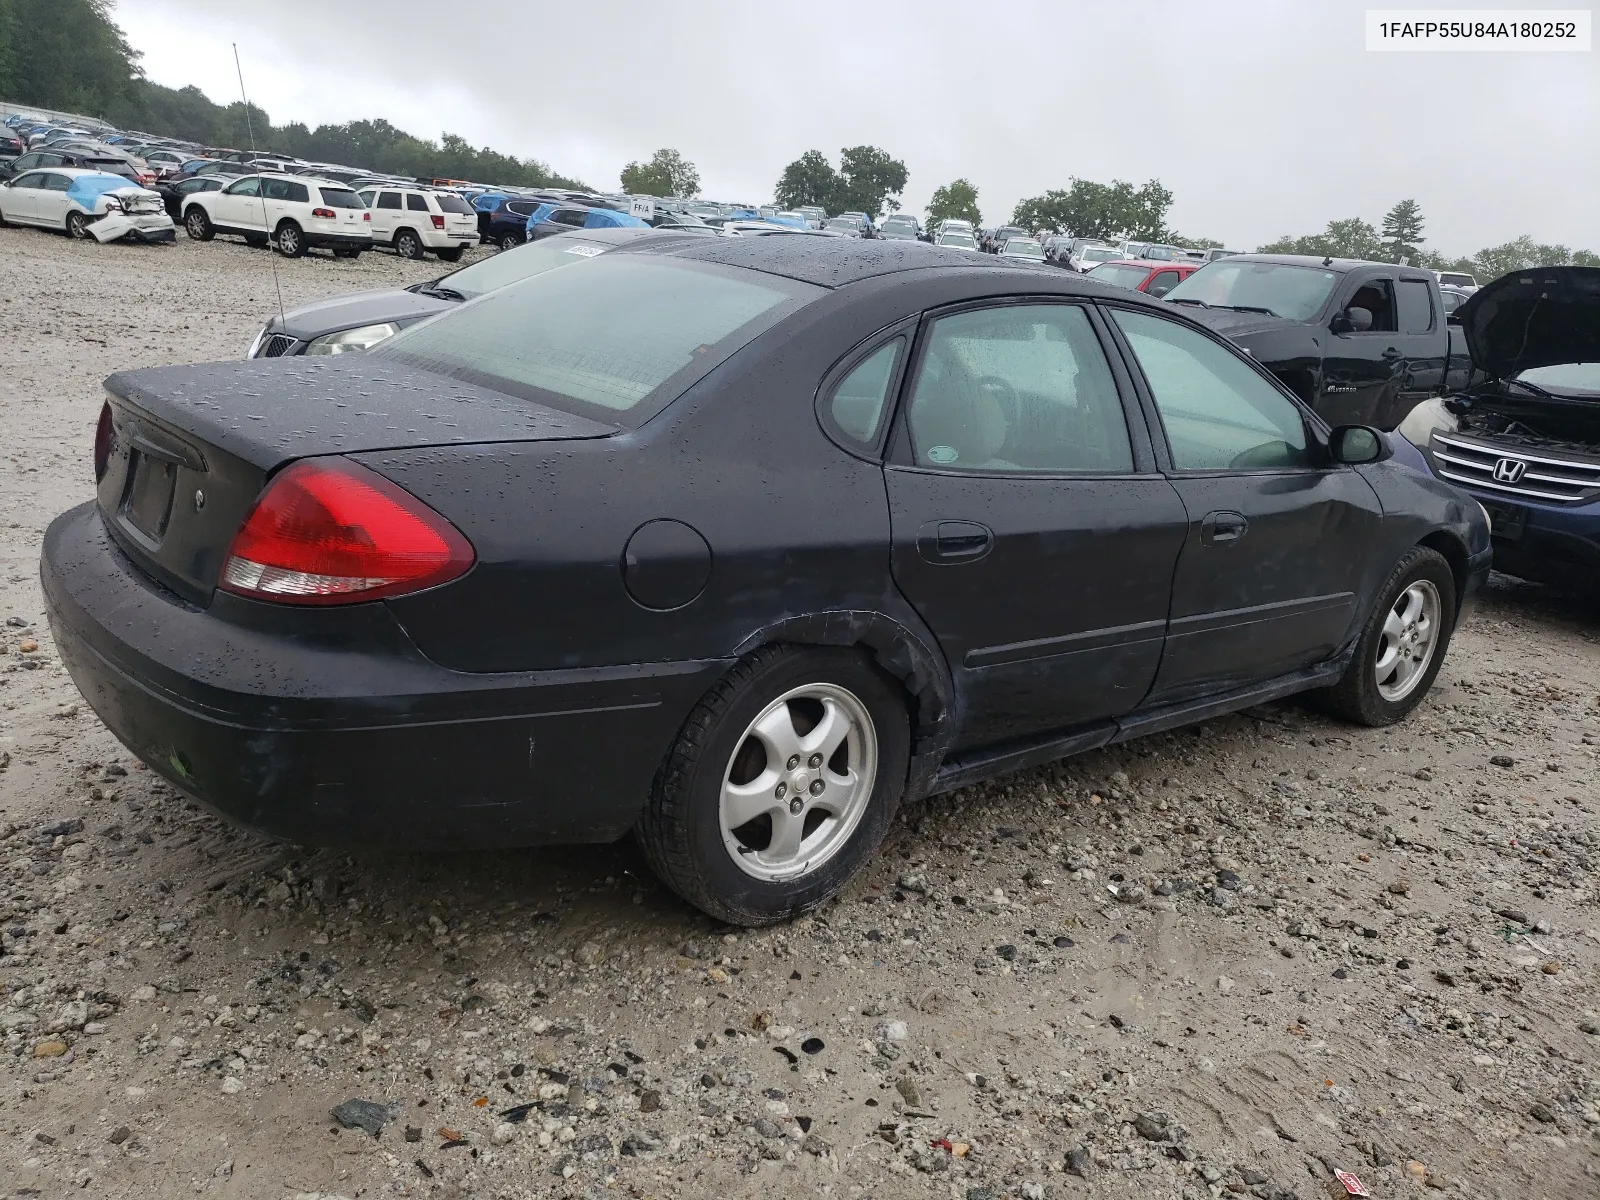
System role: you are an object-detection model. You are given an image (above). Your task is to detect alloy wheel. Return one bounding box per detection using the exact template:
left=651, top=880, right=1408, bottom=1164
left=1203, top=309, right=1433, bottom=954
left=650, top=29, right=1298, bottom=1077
left=1374, top=580, right=1441, bottom=702
left=719, top=683, right=878, bottom=882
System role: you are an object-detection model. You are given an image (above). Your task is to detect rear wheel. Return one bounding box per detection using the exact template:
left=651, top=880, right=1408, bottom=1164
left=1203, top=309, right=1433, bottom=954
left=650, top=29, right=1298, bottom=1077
left=394, top=228, right=424, bottom=259
left=497, top=230, right=523, bottom=252
left=66, top=211, right=91, bottom=239
left=636, top=645, right=910, bottom=926
left=274, top=220, right=305, bottom=258
left=1316, top=545, right=1456, bottom=726
left=183, top=207, right=214, bottom=241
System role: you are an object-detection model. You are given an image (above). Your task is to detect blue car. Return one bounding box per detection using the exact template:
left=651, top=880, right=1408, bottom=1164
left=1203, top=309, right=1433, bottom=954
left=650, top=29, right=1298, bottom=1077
left=526, top=203, right=648, bottom=242
left=1401, top=266, right=1600, bottom=586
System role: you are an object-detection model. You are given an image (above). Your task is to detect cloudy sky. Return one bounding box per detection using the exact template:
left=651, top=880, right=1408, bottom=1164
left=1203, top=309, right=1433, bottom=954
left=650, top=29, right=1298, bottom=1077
left=113, top=0, right=1595, bottom=254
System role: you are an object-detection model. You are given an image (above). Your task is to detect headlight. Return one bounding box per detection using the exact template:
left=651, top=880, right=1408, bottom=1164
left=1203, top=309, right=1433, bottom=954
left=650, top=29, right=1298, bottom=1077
left=1395, top=397, right=1459, bottom=449
left=303, top=323, right=401, bottom=356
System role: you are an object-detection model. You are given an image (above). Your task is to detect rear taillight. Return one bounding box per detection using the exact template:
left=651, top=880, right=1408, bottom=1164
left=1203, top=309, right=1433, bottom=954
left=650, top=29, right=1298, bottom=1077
left=93, top=402, right=113, bottom=483
left=219, top=459, right=473, bottom=605
left=311, top=207, right=335, bottom=219
left=362, top=212, right=370, bottom=221
left=430, top=214, right=445, bottom=229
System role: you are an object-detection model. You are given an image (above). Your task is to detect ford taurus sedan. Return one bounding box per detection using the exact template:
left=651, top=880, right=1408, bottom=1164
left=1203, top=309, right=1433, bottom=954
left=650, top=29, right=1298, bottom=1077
left=43, top=238, right=1489, bottom=925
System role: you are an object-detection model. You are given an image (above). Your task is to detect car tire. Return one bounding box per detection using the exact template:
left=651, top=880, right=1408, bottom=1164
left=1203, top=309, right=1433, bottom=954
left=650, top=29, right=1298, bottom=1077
left=183, top=207, right=214, bottom=241
left=636, top=645, right=910, bottom=926
left=497, top=231, right=523, bottom=252
left=437, top=247, right=464, bottom=263
left=394, top=228, right=424, bottom=260
left=274, top=220, right=305, bottom=258
left=66, top=211, right=90, bottom=239
left=1315, top=545, right=1457, bottom=727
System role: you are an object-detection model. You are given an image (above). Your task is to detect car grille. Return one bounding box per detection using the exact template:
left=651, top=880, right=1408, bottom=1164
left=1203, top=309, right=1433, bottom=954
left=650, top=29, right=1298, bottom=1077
left=256, top=333, right=299, bottom=359
left=1432, top=432, right=1600, bottom=504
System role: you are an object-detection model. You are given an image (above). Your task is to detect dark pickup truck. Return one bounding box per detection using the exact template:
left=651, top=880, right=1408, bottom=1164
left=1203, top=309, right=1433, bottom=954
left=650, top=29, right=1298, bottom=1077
left=1164, top=254, right=1472, bottom=430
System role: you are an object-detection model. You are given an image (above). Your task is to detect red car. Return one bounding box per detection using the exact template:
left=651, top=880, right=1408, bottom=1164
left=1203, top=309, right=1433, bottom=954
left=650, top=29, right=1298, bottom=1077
left=1084, top=259, right=1200, bottom=298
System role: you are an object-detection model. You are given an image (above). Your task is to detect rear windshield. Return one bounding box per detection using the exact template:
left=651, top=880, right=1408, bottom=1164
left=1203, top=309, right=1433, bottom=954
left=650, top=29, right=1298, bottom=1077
left=375, top=256, right=821, bottom=427
left=316, top=186, right=364, bottom=208
left=434, top=193, right=472, bottom=214
left=1088, top=264, right=1154, bottom=289
left=89, top=159, right=135, bottom=177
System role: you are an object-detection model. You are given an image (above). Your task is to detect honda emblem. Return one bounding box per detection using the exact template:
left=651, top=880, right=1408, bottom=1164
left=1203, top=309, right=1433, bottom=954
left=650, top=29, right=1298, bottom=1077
left=1492, top=457, right=1528, bottom=484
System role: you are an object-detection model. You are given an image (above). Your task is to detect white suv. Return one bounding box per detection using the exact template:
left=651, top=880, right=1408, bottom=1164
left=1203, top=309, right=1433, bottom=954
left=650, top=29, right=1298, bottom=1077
left=181, top=172, right=372, bottom=258
left=359, top=185, right=479, bottom=261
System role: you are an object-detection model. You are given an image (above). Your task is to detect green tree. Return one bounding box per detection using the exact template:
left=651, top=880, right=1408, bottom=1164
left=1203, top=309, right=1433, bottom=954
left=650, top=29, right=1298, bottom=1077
left=834, top=145, right=908, bottom=218
left=1011, top=178, right=1173, bottom=240
left=774, top=149, right=840, bottom=210
left=925, top=178, right=981, bottom=230
left=2, top=0, right=141, bottom=118
left=1381, top=199, right=1426, bottom=262
left=1257, top=217, right=1384, bottom=260
left=619, top=148, right=700, bottom=198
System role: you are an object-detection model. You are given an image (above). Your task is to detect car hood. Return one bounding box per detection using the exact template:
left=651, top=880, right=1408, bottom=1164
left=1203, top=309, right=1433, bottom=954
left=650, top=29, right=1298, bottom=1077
left=1454, top=265, right=1600, bottom=380
left=104, top=357, right=618, bottom=472
left=1176, top=306, right=1306, bottom=340
left=268, top=287, right=454, bottom=341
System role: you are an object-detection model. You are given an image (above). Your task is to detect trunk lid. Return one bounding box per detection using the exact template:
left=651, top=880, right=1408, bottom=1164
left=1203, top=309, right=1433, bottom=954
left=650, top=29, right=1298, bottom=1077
left=98, top=358, right=617, bottom=604
left=1455, top=265, right=1600, bottom=380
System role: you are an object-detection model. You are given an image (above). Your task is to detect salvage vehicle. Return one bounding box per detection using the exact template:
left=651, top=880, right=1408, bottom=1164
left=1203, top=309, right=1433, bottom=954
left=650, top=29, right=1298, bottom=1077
left=1399, top=266, right=1600, bottom=586
left=182, top=172, right=372, bottom=258
left=1086, top=259, right=1200, bottom=297
left=996, top=237, right=1048, bottom=263
left=0, top=168, right=174, bottom=242
left=244, top=227, right=673, bottom=358
left=43, top=239, right=1489, bottom=926
left=1165, top=254, right=1472, bottom=430
left=1068, top=244, right=1120, bottom=273
left=357, top=185, right=478, bottom=261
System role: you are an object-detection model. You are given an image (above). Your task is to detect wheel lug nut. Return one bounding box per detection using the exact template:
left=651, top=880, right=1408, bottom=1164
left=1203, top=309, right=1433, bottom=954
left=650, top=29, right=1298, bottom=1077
left=788, top=798, right=803, bottom=815
left=809, top=779, right=824, bottom=795
left=808, top=753, right=823, bottom=769
left=775, top=782, right=787, bottom=799
left=786, top=755, right=800, bottom=771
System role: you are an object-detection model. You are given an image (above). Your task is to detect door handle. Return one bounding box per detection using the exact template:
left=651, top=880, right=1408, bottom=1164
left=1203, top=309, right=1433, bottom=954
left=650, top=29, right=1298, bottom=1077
left=916, top=520, right=994, bottom=564
left=1200, top=511, right=1247, bottom=545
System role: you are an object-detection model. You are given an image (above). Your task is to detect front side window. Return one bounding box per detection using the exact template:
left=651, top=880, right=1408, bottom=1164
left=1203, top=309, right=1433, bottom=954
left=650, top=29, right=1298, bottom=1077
left=224, top=177, right=260, bottom=197
left=906, top=304, right=1133, bottom=474
left=375, top=257, right=819, bottom=428
left=1145, top=270, right=1182, bottom=297
left=1345, top=279, right=1397, bottom=332
left=827, top=338, right=903, bottom=447
left=1112, top=309, right=1310, bottom=472
left=10, top=171, right=45, bottom=188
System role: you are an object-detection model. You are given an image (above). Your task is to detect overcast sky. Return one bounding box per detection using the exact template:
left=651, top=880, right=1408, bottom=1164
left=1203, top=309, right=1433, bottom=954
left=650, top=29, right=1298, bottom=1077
left=114, top=0, right=1595, bottom=253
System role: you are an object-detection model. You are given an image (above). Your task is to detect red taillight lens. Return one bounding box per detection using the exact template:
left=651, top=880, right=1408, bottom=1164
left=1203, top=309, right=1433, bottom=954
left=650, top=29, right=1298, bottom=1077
left=312, top=207, right=335, bottom=219
left=430, top=214, right=445, bottom=229
left=219, top=459, right=473, bottom=605
left=93, top=402, right=113, bottom=483
left=362, top=212, right=371, bottom=221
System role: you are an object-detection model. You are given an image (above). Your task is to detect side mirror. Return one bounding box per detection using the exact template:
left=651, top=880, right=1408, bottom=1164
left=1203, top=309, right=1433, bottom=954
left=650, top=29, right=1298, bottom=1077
left=1328, top=424, right=1389, bottom=465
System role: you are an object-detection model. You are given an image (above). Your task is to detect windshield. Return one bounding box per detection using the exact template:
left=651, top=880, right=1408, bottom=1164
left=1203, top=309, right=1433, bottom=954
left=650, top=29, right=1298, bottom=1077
left=375, top=256, right=820, bottom=427
left=1141, top=245, right=1180, bottom=261
left=1002, top=240, right=1045, bottom=258
left=938, top=234, right=976, bottom=248
left=1164, top=261, right=1338, bottom=321
left=1440, top=273, right=1475, bottom=287
left=826, top=218, right=857, bottom=230
left=430, top=234, right=618, bottom=299
left=1081, top=248, right=1118, bottom=263
left=1088, top=264, right=1155, bottom=289
left=1517, top=362, right=1600, bottom=392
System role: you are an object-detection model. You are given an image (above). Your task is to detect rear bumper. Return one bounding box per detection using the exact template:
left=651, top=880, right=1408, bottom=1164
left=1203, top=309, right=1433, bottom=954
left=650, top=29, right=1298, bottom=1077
left=42, top=502, right=727, bottom=850
left=303, top=229, right=371, bottom=249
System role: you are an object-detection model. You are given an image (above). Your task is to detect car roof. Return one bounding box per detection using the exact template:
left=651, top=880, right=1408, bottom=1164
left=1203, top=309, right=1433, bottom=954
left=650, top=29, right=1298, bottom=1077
left=1219, top=253, right=1372, bottom=273
left=621, top=235, right=1162, bottom=292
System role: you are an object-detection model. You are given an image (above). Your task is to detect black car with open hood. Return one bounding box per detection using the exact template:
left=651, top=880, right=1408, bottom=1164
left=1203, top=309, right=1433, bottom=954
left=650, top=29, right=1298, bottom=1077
left=1399, top=265, right=1600, bottom=585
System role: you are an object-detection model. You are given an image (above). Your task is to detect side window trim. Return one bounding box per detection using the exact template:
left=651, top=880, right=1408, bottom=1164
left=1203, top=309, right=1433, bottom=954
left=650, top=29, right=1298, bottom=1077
left=885, top=297, right=1160, bottom=476
left=814, top=318, right=918, bottom=461
left=1097, top=299, right=1332, bottom=477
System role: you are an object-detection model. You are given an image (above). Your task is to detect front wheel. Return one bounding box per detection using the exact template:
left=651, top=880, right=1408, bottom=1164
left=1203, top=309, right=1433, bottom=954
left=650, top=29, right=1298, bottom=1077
left=1316, top=545, right=1457, bottom=726
left=636, top=646, right=910, bottom=926
left=184, top=207, right=214, bottom=241
left=274, top=220, right=305, bottom=258
left=66, top=211, right=91, bottom=239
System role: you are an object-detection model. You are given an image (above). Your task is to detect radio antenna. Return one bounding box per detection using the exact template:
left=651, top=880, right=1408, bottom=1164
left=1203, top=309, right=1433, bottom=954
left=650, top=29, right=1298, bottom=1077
left=233, top=43, right=286, bottom=328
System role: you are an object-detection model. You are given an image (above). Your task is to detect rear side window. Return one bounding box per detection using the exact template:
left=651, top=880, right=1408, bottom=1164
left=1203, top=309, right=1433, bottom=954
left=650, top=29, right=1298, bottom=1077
left=826, top=339, right=904, bottom=447
left=1397, top=280, right=1434, bottom=334
left=375, top=257, right=819, bottom=428
left=434, top=193, right=472, bottom=214
left=906, top=304, right=1133, bottom=474
left=406, top=193, right=429, bottom=212
left=1112, top=309, right=1309, bottom=472
left=506, top=200, right=536, bottom=217
left=317, top=187, right=363, bottom=209
left=376, top=191, right=401, bottom=209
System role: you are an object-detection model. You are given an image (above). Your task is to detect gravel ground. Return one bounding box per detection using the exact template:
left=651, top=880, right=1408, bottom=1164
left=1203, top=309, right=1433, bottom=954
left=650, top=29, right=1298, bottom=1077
left=1, top=225, right=1597, bottom=1200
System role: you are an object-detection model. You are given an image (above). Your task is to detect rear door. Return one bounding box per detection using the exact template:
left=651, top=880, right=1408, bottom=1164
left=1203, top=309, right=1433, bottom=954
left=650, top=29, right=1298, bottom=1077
left=885, top=300, right=1188, bottom=749
left=371, top=189, right=402, bottom=240
left=1107, top=306, right=1383, bottom=701
left=1390, top=275, right=1446, bottom=421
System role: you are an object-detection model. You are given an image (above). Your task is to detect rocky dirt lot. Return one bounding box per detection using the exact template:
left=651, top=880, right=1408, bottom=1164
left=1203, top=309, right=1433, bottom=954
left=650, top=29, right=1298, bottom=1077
left=0, top=226, right=1597, bottom=1200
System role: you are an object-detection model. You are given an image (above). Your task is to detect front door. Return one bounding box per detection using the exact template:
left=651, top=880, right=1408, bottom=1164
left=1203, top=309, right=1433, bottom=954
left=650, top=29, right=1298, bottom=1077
left=2, top=172, right=45, bottom=221
left=214, top=176, right=260, bottom=228
left=33, top=172, right=74, bottom=229
left=885, top=301, right=1188, bottom=749
left=1108, top=306, right=1384, bottom=701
